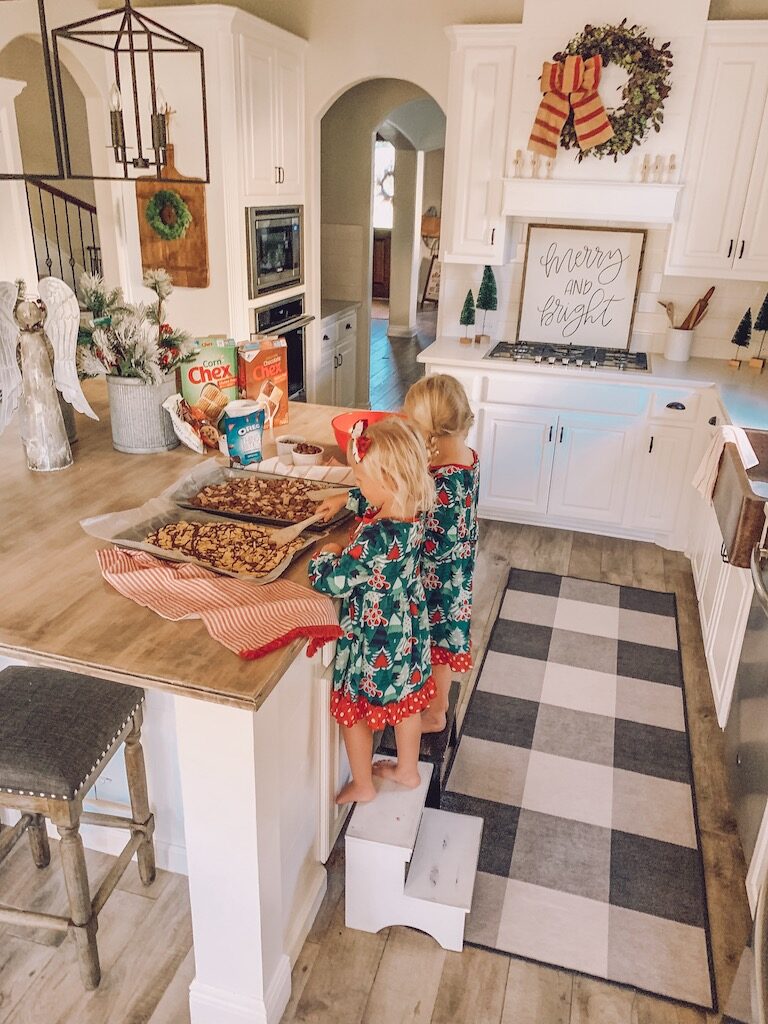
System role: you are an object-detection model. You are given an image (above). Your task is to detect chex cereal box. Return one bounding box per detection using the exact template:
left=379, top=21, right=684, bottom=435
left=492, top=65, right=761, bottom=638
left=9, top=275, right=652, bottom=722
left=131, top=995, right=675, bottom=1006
left=237, top=335, right=289, bottom=427
left=180, top=337, right=239, bottom=419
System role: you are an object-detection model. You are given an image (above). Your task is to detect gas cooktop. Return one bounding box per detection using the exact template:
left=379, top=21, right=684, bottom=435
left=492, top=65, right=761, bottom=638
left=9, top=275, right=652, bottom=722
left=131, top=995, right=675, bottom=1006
left=485, top=341, right=649, bottom=372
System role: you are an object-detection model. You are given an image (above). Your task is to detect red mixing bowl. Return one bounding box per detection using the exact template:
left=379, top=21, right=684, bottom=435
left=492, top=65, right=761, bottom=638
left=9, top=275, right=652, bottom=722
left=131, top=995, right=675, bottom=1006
left=331, top=410, right=399, bottom=454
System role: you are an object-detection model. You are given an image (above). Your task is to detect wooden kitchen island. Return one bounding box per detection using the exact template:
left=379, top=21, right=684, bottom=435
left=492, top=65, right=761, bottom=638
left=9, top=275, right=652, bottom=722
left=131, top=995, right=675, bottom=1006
left=0, top=383, right=353, bottom=1024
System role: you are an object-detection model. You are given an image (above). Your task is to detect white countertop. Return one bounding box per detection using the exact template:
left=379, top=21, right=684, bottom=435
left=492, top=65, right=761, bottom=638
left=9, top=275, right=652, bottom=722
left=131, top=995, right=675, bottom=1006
left=321, top=299, right=361, bottom=321
left=418, top=337, right=768, bottom=430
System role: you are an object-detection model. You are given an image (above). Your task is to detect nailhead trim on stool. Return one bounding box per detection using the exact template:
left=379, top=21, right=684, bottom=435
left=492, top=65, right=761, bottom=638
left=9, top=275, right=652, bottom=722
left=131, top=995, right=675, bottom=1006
left=0, top=666, right=145, bottom=801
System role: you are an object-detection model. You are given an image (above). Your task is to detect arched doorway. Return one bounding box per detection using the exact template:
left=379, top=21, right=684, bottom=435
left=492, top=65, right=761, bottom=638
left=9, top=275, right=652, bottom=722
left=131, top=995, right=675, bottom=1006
left=0, top=35, right=101, bottom=298
left=319, top=78, right=445, bottom=410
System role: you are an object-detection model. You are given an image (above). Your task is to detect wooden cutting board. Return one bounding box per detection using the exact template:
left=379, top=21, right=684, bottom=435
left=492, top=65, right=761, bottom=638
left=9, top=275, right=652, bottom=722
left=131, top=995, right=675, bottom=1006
left=135, top=145, right=209, bottom=288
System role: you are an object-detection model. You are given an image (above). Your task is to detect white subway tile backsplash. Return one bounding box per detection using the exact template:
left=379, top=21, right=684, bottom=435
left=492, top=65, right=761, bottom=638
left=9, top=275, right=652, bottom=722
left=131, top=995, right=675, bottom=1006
left=440, top=218, right=767, bottom=359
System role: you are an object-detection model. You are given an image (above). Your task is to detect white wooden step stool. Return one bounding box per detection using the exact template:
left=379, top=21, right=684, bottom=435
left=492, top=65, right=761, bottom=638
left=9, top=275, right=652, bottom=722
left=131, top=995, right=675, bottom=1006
left=345, top=756, right=483, bottom=952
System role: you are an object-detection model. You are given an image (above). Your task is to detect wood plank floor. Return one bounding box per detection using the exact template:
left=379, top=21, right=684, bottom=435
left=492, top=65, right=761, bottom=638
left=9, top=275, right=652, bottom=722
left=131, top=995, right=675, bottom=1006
left=368, top=305, right=436, bottom=411
left=0, top=525, right=751, bottom=1023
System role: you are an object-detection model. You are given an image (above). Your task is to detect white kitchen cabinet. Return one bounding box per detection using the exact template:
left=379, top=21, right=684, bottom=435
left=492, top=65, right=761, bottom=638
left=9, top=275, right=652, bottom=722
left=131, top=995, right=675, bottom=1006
left=317, top=307, right=359, bottom=407
left=547, top=413, right=635, bottom=526
left=479, top=406, right=556, bottom=514
left=239, top=35, right=304, bottom=200
left=629, top=425, right=694, bottom=535
left=334, top=334, right=357, bottom=407
left=667, top=25, right=768, bottom=280
left=688, top=493, right=753, bottom=726
left=707, top=558, right=753, bottom=726
left=480, top=407, right=634, bottom=526
left=442, top=27, right=519, bottom=265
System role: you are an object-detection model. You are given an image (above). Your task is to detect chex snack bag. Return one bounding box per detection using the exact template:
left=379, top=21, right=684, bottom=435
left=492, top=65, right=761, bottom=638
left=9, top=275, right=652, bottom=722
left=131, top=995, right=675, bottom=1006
left=180, top=337, right=239, bottom=421
left=238, top=335, right=289, bottom=427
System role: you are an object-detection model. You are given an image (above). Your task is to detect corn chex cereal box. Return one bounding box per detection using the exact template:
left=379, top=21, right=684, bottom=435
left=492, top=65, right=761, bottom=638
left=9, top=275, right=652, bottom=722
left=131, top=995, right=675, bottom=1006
left=237, top=335, right=289, bottom=427
left=179, top=337, right=239, bottom=420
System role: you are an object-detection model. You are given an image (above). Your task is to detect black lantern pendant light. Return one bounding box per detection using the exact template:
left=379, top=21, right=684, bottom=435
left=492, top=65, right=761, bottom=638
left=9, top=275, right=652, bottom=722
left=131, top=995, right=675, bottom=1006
left=51, top=0, right=210, bottom=183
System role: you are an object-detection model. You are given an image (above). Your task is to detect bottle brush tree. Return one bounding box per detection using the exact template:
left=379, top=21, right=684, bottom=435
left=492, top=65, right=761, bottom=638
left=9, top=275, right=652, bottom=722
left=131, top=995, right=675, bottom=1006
left=459, top=289, right=475, bottom=339
left=476, top=265, right=498, bottom=336
left=755, top=291, right=768, bottom=359
left=731, top=308, right=752, bottom=359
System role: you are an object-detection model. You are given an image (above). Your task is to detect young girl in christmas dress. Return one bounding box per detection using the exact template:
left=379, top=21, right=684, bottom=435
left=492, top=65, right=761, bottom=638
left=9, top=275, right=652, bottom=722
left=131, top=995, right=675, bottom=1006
left=309, top=418, right=436, bottom=805
left=404, top=374, right=480, bottom=733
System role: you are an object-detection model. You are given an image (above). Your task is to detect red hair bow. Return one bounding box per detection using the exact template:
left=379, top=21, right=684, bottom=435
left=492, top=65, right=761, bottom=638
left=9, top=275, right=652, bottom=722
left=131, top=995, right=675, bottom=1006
left=350, top=419, right=371, bottom=463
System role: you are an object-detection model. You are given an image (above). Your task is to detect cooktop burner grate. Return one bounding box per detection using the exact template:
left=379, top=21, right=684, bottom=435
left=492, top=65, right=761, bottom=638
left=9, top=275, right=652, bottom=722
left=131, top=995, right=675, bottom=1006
left=485, top=341, right=649, bottom=372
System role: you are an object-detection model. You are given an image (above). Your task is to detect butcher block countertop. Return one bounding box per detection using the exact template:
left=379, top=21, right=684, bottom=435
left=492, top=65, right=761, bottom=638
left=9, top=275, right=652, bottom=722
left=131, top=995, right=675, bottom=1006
left=0, top=383, right=351, bottom=711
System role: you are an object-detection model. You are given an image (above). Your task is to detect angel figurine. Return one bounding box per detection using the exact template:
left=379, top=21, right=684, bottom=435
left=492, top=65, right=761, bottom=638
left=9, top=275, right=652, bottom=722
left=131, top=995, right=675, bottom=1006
left=0, top=277, right=97, bottom=472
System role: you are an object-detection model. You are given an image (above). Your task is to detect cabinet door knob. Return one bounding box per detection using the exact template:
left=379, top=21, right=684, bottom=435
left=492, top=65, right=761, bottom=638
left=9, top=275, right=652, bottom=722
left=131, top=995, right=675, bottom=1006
left=323, top=334, right=330, bottom=341
left=346, top=323, right=352, bottom=330
left=666, top=401, right=686, bottom=410
left=739, top=239, right=745, bottom=259
left=708, top=415, right=717, bottom=426
left=727, top=239, right=734, bottom=258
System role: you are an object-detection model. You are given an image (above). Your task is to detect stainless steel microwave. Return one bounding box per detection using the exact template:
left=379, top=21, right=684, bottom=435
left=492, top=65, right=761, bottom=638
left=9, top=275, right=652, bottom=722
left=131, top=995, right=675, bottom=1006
left=245, top=206, right=303, bottom=298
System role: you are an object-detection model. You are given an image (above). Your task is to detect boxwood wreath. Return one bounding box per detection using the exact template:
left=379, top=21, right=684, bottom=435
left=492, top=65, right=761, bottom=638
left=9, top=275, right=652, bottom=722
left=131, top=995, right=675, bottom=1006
left=554, top=20, right=673, bottom=161
left=145, top=189, right=193, bottom=241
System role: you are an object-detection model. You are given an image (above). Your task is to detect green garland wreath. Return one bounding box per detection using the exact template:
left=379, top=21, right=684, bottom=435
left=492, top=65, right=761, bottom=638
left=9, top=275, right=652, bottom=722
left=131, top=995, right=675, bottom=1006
left=555, top=20, right=673, bottom=162
left=145, top=189, right=192, bottom=241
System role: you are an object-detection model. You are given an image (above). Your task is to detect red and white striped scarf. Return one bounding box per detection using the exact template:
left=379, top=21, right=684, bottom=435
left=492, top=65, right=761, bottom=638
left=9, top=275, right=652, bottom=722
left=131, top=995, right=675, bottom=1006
left=97, top=548, right=341, bottom=660
left=528, top=54, right=614, bottom=158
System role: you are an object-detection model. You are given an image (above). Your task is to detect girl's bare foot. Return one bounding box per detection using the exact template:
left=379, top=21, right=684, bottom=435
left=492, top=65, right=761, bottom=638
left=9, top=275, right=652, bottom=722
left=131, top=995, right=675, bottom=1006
left=335, top=779, right=376, bottom=805
left=372, top=759, right=421, bottom=788
left=421, top=708, right=447, bottom=734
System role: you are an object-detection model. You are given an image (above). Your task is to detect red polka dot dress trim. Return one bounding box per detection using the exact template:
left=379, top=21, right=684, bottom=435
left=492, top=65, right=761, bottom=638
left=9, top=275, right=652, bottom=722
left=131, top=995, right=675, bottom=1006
left=331, top=677, right=437, bottom=730
left=431, top=646, right=473, bottom=672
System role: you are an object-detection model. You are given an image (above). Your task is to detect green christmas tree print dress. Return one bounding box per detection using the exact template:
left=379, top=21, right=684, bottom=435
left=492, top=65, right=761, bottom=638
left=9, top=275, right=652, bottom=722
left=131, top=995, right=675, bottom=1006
left=423, top=452, right=480, bottom=671
left=308, top=491, right=435, bottom=730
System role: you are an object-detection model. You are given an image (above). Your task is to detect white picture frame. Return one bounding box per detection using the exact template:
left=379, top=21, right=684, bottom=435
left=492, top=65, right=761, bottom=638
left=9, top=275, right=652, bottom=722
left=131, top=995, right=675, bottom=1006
left=517, top=224, right=646, bottom=349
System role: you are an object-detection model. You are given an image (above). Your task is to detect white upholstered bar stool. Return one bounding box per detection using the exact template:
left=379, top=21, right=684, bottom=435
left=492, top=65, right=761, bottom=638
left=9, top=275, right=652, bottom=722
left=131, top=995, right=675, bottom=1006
left=0, top=665, right=156, bottom=989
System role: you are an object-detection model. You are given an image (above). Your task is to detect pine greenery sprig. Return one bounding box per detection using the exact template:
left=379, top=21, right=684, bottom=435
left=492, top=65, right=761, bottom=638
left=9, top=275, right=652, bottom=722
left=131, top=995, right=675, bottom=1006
left=77, top=269, right=194, bottom=384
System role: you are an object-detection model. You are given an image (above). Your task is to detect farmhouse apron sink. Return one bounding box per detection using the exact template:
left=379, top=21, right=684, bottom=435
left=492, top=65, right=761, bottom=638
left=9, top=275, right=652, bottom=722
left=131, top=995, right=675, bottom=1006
left=713, top=429, right=768, bottom=568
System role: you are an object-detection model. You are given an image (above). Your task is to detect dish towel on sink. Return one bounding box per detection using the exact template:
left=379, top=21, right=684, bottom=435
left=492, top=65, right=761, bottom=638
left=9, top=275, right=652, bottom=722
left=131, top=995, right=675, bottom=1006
left=97, top=548, right=342, bottom=659
left=691, top=425, right=759, bottom=503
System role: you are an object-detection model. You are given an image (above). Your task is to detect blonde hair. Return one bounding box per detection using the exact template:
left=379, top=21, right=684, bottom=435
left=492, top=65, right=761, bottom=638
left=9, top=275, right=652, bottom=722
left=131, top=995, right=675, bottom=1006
left=404, top=374, right=474, bottom=459
left=352, top=417, right=435, bottom=517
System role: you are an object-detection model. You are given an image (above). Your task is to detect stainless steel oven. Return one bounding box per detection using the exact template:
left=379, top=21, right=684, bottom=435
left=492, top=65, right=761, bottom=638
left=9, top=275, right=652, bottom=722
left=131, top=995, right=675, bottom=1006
left=251, top=294, right=313, bottom=402
left=245, top=206, right=303, bottom=298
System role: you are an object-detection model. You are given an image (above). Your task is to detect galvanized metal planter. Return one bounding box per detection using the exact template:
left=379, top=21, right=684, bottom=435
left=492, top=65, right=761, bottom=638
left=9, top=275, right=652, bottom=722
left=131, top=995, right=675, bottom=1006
left=106, top=374, right=178, bottom=454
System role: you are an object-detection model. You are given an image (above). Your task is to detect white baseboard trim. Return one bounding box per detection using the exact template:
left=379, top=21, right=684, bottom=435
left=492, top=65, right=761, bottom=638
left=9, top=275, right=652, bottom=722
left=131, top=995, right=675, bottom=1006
left=76, top=823, right=188, bottom=875
left=477, top=505, right=677, bottom=548
left=189, top=954, right=291, bottom=1024
left=387, top=324, right=418, bottom=339
left=284, top=863, right=327, bottom=965
left=747, top=807, right=768, bottom=916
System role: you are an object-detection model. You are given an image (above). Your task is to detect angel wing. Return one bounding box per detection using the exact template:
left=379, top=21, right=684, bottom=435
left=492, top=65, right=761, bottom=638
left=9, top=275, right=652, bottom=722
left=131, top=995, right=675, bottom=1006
left=39, top=277, right=98, bottom=420
left=0, top=281, right=22, bottom=435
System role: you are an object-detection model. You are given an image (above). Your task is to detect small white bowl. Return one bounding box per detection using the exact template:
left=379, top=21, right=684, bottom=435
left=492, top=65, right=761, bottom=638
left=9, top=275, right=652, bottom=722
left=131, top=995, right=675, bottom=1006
left=291, top=443, right=324, bottom=466
left=276, top=434, right=306, bottom=463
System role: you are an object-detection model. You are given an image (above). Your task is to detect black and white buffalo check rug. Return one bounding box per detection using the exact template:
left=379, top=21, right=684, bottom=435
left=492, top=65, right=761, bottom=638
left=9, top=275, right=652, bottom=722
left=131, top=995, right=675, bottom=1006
left=443, top=568, right=716, bottom=1010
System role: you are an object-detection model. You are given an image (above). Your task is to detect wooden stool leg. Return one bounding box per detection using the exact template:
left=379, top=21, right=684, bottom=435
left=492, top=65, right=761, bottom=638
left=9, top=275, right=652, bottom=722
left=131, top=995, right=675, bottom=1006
left=55, top=819, right=100, bottom=990
left=27, top=813, right=50, bottom=868
left=124, top=716, right=156, bottom=886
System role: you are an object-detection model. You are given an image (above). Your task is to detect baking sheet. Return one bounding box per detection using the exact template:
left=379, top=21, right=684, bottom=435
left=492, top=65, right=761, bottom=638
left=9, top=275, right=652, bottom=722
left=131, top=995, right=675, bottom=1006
left=81, top=498, right=324, bottom=583
left=162, top=460, right=351, bottom=529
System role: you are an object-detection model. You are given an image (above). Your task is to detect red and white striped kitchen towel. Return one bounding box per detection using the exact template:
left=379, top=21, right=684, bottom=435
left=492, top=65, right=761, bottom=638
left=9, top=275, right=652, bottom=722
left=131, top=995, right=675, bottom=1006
left=97, top=548, right=341, bottom=660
